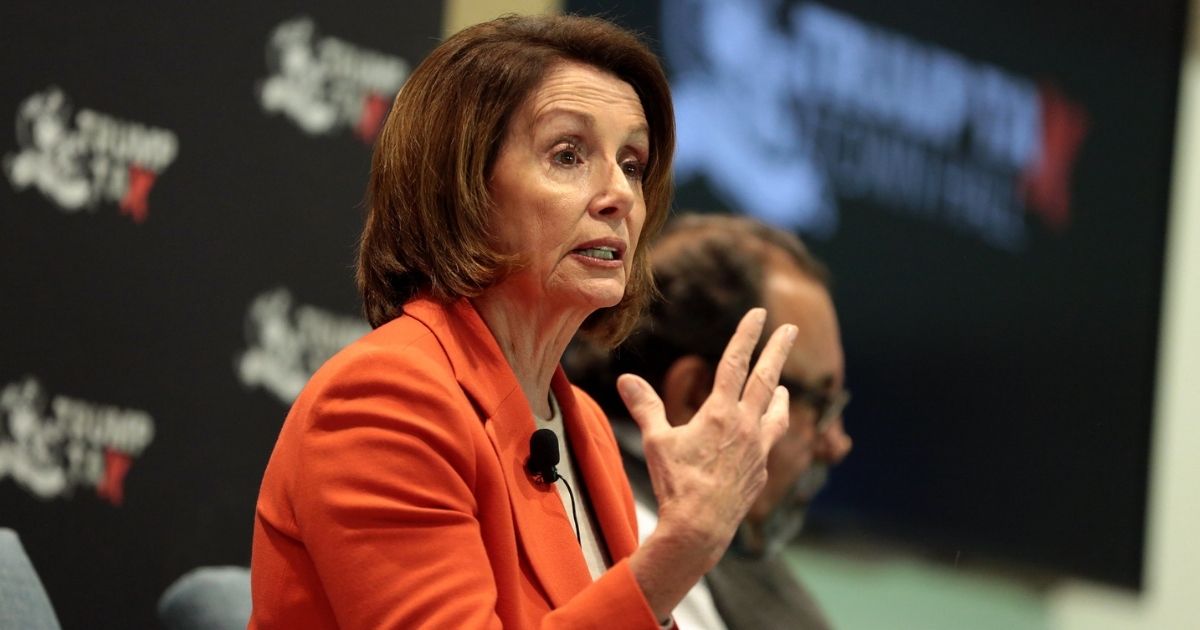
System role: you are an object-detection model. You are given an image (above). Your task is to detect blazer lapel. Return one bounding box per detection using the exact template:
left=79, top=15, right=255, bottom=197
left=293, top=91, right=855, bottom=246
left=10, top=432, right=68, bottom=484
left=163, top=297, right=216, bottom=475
left=403, top=297, right=593, bottom=608
left=484, top=393, right=594, bottom=607
left=553, top=370, right=640, bottom=562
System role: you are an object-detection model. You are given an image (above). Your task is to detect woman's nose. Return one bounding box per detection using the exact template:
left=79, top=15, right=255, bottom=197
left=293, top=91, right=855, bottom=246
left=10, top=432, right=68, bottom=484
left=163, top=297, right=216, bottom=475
left=588, top=160, right=636, bottom=221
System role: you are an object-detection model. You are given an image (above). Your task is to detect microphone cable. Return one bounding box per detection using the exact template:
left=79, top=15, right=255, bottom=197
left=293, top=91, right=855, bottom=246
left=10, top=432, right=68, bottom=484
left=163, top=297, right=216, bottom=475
left=528, top=427, right=582, bottom=544
left=557, top=475, right=581, bottom=545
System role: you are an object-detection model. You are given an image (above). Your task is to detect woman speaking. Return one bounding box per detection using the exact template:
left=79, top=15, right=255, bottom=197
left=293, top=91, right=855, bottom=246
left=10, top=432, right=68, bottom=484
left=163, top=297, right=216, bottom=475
left=249, top=14, right=797, bottom=629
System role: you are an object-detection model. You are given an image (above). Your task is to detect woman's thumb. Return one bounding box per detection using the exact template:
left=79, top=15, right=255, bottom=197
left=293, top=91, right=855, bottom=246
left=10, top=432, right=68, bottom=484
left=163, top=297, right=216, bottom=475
left=617, top=374, right=669, bottom=434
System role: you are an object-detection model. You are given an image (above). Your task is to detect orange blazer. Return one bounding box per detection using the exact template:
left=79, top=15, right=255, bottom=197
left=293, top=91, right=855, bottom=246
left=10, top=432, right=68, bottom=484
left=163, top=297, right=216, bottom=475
left=249, top=296, right=662, bottom=629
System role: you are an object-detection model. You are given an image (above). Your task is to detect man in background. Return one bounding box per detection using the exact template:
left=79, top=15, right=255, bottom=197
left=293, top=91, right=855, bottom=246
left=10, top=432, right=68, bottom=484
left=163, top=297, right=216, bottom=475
left=567, top=214, right=853, bottom=630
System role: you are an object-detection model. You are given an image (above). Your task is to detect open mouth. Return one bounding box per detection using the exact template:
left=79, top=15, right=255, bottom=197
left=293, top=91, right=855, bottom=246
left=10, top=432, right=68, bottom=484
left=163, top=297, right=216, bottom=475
left=573, top=246, right=619, bottom=261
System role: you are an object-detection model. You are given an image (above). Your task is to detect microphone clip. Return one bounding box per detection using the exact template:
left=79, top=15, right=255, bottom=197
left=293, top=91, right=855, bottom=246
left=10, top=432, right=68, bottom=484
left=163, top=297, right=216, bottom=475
left=527, top=428, right=561, bottom=485
left=525, top=427, right=582, bottom=544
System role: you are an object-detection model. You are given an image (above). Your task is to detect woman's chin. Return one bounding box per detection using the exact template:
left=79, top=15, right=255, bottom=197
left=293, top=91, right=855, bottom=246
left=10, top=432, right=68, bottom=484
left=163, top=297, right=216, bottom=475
left=569, top=281, right=626, bottom=312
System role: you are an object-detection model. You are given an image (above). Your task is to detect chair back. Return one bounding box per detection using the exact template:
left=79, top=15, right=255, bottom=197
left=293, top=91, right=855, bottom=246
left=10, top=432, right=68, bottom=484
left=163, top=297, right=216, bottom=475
left=0, top=528, right=62, bottom=630
left=158, top=566, right=252, bottom=630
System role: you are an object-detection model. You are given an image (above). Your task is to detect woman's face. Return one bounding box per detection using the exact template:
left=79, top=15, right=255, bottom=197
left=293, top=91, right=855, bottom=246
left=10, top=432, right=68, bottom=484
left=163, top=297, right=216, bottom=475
left=488, top=61, right=650, bottom=314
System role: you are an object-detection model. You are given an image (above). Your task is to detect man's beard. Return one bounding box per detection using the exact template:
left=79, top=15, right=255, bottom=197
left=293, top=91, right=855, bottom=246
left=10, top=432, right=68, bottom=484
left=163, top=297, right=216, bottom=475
left=730, top=464, right=829, bottom=559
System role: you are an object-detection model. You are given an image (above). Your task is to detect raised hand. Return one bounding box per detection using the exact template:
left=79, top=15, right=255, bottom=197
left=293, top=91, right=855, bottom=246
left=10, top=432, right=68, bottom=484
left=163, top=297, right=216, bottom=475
left=618, top=307, right=796, bottom=570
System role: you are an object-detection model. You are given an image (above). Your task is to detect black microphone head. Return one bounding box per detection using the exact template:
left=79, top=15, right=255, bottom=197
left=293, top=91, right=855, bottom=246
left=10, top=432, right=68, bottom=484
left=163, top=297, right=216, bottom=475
left=527, top=428, right=560, bottom=484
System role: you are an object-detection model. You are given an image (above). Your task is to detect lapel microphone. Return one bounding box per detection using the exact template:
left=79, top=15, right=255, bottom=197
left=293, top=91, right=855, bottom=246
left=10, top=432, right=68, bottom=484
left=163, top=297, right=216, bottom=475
left=527, top=428, right=561, bottom=484
left=527, top=427, right=581, bottom=543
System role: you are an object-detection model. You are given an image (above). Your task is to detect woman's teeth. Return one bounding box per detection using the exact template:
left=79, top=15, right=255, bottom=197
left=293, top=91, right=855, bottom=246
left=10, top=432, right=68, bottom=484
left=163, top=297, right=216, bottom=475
left=576, top=247, right=617, bottom=260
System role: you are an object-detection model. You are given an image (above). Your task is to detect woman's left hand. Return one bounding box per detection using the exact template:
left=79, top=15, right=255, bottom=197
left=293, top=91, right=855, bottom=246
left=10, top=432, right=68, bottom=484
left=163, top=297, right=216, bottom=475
left=618, top=308, right=796, bottom=618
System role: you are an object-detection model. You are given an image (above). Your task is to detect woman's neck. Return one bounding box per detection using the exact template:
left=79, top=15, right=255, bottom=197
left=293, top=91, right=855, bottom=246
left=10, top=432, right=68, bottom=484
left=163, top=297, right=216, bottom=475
left=470, top=291, right=589, bottom=419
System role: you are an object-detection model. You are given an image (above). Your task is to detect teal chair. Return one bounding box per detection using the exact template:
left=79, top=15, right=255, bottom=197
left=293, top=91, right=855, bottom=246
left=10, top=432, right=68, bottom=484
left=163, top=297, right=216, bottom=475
left=0, top=528, right=62, bottom=630
left=158, top=566, right=252, bottom=630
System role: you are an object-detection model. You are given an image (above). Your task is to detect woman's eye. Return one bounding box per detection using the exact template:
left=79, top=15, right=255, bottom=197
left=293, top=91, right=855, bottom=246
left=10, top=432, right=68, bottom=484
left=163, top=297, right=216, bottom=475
left=553, top=148, right=580, bottom=166
left=622, top=160, right=645, bottom=180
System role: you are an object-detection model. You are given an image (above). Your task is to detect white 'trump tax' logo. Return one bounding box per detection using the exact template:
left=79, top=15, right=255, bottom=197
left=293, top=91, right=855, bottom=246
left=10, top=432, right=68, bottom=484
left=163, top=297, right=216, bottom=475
left=664, top=0, right=1089, bottom=251
left=258, top=17, right=410, bottom=143
left=3, top=87, right=179, bottom=223
left=236, top=287, right=371, bottom=404
left=0, top=376, right=155, bottom=505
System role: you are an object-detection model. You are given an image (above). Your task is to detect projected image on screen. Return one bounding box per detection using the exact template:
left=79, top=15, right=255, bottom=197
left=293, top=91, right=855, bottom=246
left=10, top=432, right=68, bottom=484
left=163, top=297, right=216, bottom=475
left=570, top=0, right=1185, bottom=588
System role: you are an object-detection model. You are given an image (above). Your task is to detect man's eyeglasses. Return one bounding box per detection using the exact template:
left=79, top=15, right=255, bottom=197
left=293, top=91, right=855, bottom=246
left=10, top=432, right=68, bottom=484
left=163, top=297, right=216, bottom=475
left=777, top=377, right=850, bottom=431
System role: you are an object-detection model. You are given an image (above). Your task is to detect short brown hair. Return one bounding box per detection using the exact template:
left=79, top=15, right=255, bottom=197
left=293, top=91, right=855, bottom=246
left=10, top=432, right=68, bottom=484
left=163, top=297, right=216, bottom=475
left=357, top=14, right=675, bottom=346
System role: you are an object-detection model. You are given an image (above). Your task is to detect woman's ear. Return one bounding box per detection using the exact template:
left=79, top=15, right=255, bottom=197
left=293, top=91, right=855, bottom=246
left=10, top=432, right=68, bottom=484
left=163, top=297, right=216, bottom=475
left=660, top=355, right=716, bottom=427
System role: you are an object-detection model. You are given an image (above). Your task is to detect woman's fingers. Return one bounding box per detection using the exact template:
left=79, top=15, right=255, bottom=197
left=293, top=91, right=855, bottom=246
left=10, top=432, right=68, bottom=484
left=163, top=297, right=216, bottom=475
left=760, top=385, right=790, bottom=451
left=710, top=309, right=768, bottom=410
left=739, top=322, right=798, bottom=415
left=704, top=307, right=798, bottom=422
left=618, top=373, right=671, bottom=436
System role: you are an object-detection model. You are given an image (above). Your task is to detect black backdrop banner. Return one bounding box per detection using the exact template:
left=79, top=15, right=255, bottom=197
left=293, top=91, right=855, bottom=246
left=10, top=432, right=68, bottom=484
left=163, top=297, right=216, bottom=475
left=0, top=3, right=442, bottom=628
left=568, top=0, right=1186, bottom=589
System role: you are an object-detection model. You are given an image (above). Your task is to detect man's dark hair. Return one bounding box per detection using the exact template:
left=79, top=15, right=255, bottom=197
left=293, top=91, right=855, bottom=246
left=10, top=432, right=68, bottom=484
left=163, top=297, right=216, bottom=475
left=565, top=213, right=829, bottom=413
